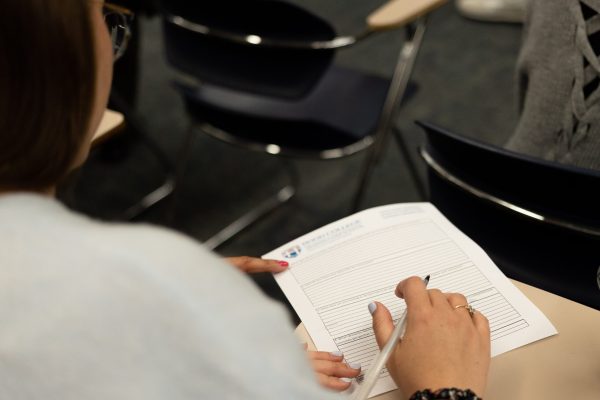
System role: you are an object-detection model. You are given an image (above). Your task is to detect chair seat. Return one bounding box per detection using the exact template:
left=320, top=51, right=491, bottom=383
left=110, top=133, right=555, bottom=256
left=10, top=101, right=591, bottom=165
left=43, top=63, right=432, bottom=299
left=176, top=65, right=416, bottom=157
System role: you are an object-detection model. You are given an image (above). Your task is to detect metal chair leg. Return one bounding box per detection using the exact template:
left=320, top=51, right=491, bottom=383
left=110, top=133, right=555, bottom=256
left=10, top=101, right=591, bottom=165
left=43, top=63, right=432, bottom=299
left=122, top=177, right=176, bottom=220
left=352, top=18, right=428, bottom=211
left=167, top=121, right=299, bottom=250
left=204, top=160, right=298, bottom=250
left=108, top=91, right=177, bottom=220
left=119, top=127, right=177, bottom=220
left=392, top=126, right=427, bottom=199
left=164, top=122, right=198, bottom=226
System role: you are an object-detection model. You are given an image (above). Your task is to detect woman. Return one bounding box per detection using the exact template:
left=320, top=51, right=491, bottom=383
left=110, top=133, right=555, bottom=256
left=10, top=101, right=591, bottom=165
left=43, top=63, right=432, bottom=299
left=0, top=1, right=490, bottom=399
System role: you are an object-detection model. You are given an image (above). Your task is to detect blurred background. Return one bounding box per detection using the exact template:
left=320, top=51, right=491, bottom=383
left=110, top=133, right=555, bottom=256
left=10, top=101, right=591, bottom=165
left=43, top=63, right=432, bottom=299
left=60, top=0, right=523, bottom=318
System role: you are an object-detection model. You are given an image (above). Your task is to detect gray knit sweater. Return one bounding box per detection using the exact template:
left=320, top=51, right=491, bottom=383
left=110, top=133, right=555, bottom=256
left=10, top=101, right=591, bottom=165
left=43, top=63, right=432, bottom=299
left=506, top=0, right=600, bottom=170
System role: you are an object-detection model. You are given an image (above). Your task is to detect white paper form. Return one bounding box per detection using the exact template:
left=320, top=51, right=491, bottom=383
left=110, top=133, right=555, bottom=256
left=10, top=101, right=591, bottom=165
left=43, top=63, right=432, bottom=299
left=264, top=203, right=557, bottom=398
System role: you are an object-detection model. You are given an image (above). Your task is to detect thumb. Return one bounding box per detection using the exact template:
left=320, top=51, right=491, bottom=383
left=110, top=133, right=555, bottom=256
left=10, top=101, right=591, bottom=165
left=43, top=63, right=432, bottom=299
left=369, top=301, right=395, bottom=350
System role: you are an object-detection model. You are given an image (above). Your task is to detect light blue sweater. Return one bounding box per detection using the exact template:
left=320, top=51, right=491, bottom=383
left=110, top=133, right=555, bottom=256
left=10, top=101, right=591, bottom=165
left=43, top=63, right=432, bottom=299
left=0, top=194, right=339, bottom=400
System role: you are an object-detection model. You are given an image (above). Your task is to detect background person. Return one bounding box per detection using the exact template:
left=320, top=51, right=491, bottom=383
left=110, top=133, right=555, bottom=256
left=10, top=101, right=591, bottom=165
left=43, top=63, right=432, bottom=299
left=506, top=0, right=600, bottom=170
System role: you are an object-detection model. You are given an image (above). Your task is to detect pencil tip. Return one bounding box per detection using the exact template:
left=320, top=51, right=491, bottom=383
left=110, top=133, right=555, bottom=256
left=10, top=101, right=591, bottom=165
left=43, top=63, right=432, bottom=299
left=424, top=275, right=430, bottom=284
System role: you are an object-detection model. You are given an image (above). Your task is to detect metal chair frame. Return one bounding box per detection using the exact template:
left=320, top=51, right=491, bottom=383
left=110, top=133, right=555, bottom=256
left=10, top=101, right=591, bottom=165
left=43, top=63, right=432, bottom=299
left=166, top=14, right=367, bottom=50
left=420, top=146, right=600, bottom=237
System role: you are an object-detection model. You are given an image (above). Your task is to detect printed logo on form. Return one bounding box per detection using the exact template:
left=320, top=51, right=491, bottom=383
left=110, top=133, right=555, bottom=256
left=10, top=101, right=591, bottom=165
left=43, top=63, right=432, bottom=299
left=282, top=245, right=303, bottom=259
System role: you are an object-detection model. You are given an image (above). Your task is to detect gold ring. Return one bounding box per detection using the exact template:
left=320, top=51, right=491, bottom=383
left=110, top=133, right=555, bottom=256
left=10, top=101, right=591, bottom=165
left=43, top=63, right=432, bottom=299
left=454, top=304, right=476, bottom=317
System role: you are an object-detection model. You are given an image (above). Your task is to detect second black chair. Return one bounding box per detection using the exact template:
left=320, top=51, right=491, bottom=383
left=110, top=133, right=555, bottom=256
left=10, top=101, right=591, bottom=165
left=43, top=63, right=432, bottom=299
left=159, top=0, right=445, bottom=249
left=418, top=121, right=600, bottom=310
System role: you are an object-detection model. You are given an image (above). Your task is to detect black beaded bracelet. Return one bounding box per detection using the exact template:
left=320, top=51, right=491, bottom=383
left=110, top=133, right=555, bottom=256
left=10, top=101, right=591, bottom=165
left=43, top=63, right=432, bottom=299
left=409, top=388, right=482, bottom=400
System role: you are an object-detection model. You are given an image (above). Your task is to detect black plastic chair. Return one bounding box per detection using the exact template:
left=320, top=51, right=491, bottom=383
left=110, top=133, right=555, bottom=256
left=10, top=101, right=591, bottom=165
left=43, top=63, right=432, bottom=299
left=417, top=121, right=600, bottom=310
left=159, top=0, right=446, bottom=249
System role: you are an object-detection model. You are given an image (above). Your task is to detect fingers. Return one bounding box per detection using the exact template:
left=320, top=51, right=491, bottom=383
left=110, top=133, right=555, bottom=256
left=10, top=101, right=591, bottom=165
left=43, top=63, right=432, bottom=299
left=310, top=359, right=361, bottom=378
left=316, top=373, right=353, bottom=391
left=225, top=256, right=289, bottom=274
left=253, top=258, right=288, bottom=273
left=395, top=276, right=431, bottom=313
left=308, top=350, right=344, bottom=362
left=472, top=311, right=491, bottom=343
left=428, top=289, right=452, bottom=310
left=445, top=293, right=487, bottom=327
left=445, top=292, right=471, bottom=318
left=445, top=292, right=468, bottom=308
left=309, top=351, right=361, bottom=392
left=444, top=294, right=490, bottom=346
left=369, top=301, right=395, bottom=349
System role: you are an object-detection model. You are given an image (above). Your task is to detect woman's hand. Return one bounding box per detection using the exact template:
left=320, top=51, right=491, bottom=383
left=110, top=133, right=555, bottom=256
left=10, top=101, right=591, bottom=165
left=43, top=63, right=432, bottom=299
left=225, top=256, right=288, bottom=274
left=307, top=350, right=361, bottom=392
left=370, top=276, right=491, bottom=397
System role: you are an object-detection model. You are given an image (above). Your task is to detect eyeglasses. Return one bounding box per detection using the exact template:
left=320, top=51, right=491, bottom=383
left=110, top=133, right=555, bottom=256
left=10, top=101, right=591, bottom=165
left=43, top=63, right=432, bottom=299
left=103, top=3, right=134, bottom=61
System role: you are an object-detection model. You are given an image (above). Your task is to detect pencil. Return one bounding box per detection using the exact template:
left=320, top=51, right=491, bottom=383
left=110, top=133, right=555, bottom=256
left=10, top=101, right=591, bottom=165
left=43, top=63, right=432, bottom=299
left=352, top=275, right=431, bottom=400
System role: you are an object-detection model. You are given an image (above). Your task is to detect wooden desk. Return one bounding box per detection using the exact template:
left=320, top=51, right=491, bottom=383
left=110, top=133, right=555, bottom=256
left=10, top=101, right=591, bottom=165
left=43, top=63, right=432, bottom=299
left=296, top=281, right=600, bottom=399
left=92, top=109, right=125, bottom=147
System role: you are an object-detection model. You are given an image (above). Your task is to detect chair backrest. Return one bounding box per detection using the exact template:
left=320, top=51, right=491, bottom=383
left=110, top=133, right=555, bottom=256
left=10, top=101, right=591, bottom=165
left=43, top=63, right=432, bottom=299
left=417, top=121, right=600, bottom=309
left=158, top=0, right=337, bottom=99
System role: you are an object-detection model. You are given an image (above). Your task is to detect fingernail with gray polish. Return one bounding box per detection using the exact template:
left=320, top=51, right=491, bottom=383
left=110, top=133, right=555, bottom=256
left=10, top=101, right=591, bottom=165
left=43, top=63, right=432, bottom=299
left=330, top=351, right=343, bottom=357
left=349, top=362, right=361, bottom=370
left=341, top=377, right=353, bottom=383
left=368, top=302, right=377, bottom=315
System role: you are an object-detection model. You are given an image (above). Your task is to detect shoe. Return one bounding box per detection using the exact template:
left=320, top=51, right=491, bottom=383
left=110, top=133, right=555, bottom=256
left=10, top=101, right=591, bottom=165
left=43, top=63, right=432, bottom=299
left=456, top=0, right=527, bottom=23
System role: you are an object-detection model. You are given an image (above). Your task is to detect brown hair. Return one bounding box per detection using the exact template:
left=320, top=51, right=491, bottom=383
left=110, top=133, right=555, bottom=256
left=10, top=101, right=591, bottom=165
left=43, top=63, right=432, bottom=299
left=0, top=0, right=96, bottom=191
